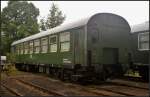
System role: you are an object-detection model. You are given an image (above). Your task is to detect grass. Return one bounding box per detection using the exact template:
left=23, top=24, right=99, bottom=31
left=1, top=64, right=22, bottom=80
left=2, top=64, right=21, bottom=76
left=6, top=65, right=17, bottom=75
left=124, top=69, right=141, bottom=77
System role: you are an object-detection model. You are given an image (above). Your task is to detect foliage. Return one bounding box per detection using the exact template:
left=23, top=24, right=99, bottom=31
left=4, top=64, right=18, bottom=76
left=39, top=17, right=46, bottom=31
left=45, top=3, right=66, bottom=29
left=1, top=1, right=40, bottom=55
left=6, top=53, right=16, bottom=63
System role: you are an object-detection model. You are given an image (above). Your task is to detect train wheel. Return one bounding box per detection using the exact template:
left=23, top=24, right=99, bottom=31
left=60, top=69, right=67, bottom=81
left=53, top=69, right=58, bottom=78
left=21, top=64, right=26, bottom=71
left=36, top=65, right=39, bottom=73
left=39, top=66, right=43, bottom=73
left=52, top=68, right=56, bottom=76
left=67, top=70, right=73, bottom=80
left=71, top=75, right=79, bottom=82
left=101, top=69, right=107, bottom=81
left=56, top=69, right=61, bottom=79
left=49, top=68, right=52, bottom=75
left=45, top=66, right=49, bottom=74
left=26, top=65, right=29, bottom=72
left=139, top=66, right=149, bottom=81
left=15, top=64, right=20, bottom=70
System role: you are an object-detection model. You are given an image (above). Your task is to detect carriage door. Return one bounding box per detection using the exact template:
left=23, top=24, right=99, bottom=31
left=74, top=28, right=84, bottom=65
left=91, top=28, right=99, bottom=64
left=103, top=48, right=119, bottom=64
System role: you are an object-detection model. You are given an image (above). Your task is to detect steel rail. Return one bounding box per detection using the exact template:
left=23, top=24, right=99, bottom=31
left=12, top=78, right=66, bottom=96
left=1, top=83, right=23, bottom=96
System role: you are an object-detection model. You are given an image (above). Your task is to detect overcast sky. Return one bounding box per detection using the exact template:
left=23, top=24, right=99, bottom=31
left=1, top=1, right=149, bottom=26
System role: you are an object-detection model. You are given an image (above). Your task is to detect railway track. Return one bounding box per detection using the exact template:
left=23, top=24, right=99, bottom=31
left=55, top=77, right=149, bottom=96
left=1, top=77, right=66, bottom=96
left=106, top=79, right=149, bottom=89
left=19, top=75, right=149, bottom=96
left=13, top=78, right=66, bottom=96
left=1, top=84, right=22, bottom=96
left=18, top=76, right=100, bottom=96
left=1, top=71, right=149, bottom=96
left=63, top=81, right=139, bottom=96
left=65, top=84, right=126, bottom=96
left=120, top=75, right=148, bottom=82
left=88, top=81, right=149, bottom=96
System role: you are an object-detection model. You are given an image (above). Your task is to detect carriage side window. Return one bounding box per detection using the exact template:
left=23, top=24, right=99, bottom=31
left=11, top=46, right=15, bottom=54
left=24, top=42, right=29, bottom=54
left=15, top=45, right=17, bottom=54
left=20, top=43, right=24, bottom=54
left=29, top=41, right=33, bottom=54
left=18, top=44, right=21, bottom=55
left=41, top=37, right=48, bottom=53
left=60, top=32, right=70, bottom=52
left=49, top=36, right=57, bottom=52
left=18, top=45, right=20, bottom=55
left=138, top=32, right=149, bottom=50
left=34, top=39, right=40, bottom=53
left=16, top=45, right=20, bottom=55
left=14, top=46, right=16, bottom=54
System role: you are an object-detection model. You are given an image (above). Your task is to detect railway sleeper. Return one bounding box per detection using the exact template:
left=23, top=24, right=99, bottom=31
left=15, top=63, right=125, bottom=83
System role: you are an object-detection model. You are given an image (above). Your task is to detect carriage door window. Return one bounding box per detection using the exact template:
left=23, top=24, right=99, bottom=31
left=34, top=39, right=40, bottom=53
left=49, top=36, right=57, bottom=52
left=60, top=32, right=70, bottom=52
left=29, top=41, right=33, bottom=54
left=41, top=37, right=48, bottom=53
left=138, top=32, right=149, bottom=50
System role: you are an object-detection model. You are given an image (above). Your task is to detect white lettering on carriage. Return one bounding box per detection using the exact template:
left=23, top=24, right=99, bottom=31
left=63, top=59, right=71, bottom=63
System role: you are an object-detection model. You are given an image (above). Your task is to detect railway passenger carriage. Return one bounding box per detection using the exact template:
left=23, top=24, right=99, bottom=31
left=11, top=13, right=131, bottom=81
left=130, top=21, right=149, bottom=81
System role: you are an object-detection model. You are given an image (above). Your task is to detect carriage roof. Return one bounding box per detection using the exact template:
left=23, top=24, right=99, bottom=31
left=11, top=13, right=125, bottom=46
left=11, top=16, right=90, bottom=46
left=131, top=21, right=149, bottom=33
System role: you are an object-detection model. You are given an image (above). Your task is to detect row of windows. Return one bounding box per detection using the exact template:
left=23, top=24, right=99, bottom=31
left=138, top=32, right=149, bottom=50
left=15, top=32, right=70, bottom=54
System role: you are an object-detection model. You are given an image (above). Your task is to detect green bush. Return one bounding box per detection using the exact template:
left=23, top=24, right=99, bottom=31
left=5, top=64, right=19, bottom=76
left=6, top=53, right=15, bottom=63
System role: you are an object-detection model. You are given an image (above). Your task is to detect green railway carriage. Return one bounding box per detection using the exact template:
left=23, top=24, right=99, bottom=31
left=130, top=21, right=149, bottom=81
left=11, top=13, right=131, bottom=81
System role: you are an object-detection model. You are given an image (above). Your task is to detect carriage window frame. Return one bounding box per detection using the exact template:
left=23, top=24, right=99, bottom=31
left=16, top=44, right=20, bottom=55
left=138, top=32, right=149, bottom=51
left=29, top=41, right=34, bottom=54
left=20, top=43, right=24, bottom=54
left=24, top=42, right=29, bottom=54
left=14, top=45, right=17, bottom=54
left=49, top=35, right=57, bottom=52
left=11, top=46, right=15, bottom=54
left=15, top=45, right=18, bottom=54
left=60, top=32, right=70, bottom=52
left=34, top=39, right=40, bottom=54
left=41, top=37, right=48, bottom=53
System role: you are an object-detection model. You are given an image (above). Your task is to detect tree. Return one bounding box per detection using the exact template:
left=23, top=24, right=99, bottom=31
left=1, top=1, right=40, bottom=55
left=46, top=3, right=66, bottom=29
left=39, top=17, right=46, bottom=31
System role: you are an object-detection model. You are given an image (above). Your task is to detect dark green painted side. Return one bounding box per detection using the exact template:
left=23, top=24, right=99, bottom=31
left=131, top=32, right=149, bottom=64
left=13, top=13, right=132, bottom=69
left=87, top=14, right=131, bottom=65
left=15, top=26, right=86, bottom=68
left=73, top=27, right=85, bottom=65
